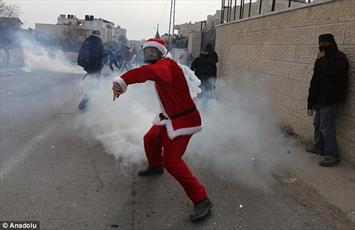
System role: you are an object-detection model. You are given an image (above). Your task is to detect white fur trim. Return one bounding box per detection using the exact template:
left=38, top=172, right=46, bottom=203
left=165, top=119, right=202, bottom=140
left=177, top=63, right=201, bottom=98
left=151, top=82, right=201, bottom=139
left=154, top=83, right=169, bottom=117
left=152, top=116, right=202, bottom=140
left=113, top=77, right=127, bottom=93
left=143, top=41, right=167, bottom=56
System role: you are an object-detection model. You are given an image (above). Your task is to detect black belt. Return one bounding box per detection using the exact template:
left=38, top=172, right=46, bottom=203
left=160, top=107, right=197, bottom=120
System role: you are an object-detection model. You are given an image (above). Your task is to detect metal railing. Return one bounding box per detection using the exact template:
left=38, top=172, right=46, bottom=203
left=221, top=0, right=313, bottom=23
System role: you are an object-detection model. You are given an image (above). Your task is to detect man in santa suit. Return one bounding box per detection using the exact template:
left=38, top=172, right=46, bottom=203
left=112, top=38, right=212, bottom=221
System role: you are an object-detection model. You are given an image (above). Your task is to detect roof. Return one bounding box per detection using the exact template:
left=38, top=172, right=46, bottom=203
left=99, top=18, right=114, bottom=25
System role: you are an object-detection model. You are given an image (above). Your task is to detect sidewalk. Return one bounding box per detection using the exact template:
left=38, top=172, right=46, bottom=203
left=278, top=141, right=355, bottom=222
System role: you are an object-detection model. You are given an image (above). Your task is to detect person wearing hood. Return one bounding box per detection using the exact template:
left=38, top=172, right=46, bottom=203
left=112, top=38, right=212, bottom=221
left=190, top=49, right=217, bottom=102
left=77, top=30, right=104, bottom=110
left=81, top=30, right=104, bottom=75
left=306, top=33, right=349, bottom=167
left=206, top=43, right=218, bottom=64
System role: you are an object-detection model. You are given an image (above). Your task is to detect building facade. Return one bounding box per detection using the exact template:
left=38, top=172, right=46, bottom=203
left=35, top=14, right=127, bottom=47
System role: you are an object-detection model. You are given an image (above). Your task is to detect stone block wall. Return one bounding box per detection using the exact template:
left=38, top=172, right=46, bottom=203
left=215, top=0, right=355, bottom=163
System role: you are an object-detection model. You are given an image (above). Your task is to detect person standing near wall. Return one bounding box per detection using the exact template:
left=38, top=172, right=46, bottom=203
left=205, top=43, right=218, bottom=65
left=206, top=43, right=218, bottom=99
left=306, top=33, right=349, bottom=167
left=190, top=49, right=217, bottom=104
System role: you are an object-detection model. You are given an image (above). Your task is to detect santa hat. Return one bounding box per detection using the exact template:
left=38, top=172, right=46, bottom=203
left=143, top=38, right=168, bottom=56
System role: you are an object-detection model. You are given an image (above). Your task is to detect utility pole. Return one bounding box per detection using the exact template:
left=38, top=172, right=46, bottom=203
left=155, top=24, right=160, bottom=38
left=171, top=0, right=177, bottom=50
left=168, top=0, right=176, bottom=51
left=172, top=0, right=176, bottom=37
left=168, top=0, right=173, bottom=36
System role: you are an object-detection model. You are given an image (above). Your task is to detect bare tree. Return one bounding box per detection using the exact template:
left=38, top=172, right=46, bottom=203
left=0, top=0, right=20, bottom=67
left=0, top=0, right=20, bottom=17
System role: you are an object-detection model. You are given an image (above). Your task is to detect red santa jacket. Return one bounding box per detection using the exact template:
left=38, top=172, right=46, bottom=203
left=113, top=58, right=202, bottom=140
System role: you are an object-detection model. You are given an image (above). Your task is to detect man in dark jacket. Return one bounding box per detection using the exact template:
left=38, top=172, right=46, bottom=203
left=190, top=50, right=217, bottom=102
left=306, top=33, right=349, bottom=167
left=78, top=30, right=104, bottom=110
left=82, top=30, right=104, bottom=75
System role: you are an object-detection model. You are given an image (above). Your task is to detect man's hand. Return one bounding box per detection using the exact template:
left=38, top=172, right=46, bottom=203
left=317, top=50, right=325, bottom=59
left=307, top=109, right=314, bottom=117
left=112, top=83, right=123, bottom=101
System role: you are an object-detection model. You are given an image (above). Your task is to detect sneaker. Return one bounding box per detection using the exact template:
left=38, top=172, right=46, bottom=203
left=319, top=156, right=340, bottom=167
left=137, top=166, right=164, bottom=176
left=305, top=146, right=325, bottom=156
left=189, top=197, right=212, bottom=221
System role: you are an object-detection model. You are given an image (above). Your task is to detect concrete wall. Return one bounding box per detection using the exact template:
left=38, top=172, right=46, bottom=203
left=35, top=24, right=66, bottom=39
left=175, top=22, right=202, bottom=38
left=215, top=0, right=355, bottom=163
left=188, top=31, right=202, bottom=58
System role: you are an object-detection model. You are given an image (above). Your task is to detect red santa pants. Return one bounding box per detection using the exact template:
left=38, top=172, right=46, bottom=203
left=143, top=125, right=207, bottom=204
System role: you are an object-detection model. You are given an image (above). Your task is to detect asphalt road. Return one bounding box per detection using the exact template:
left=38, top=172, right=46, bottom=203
left=0, top=70, right=354, bottom=230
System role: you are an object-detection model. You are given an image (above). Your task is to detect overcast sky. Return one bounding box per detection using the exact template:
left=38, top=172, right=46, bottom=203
left=8, top=0, right=221, bottom=40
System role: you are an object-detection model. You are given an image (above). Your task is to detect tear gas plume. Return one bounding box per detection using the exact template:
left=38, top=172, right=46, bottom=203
left=76, top=75, right=158, bottom=165
left=189, top=80, right=295, bottom=190
left=77, top=74, right=298, bottom=190
left=20, top=38, right=84, bottom=74
left=3, top=32, right=300, bottom=191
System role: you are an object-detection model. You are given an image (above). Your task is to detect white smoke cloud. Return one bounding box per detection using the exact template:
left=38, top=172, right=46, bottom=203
left=76, top=75, right=297, bottom=190
left=189, top=81, right=294, bottom=190
left=20, top=38, right=84, bottom=74
left=9, top=32, right=300, bottom=191
left=76, top=75, right=158, bottom=166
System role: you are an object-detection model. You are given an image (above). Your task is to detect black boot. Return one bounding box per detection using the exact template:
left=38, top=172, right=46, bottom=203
left=189, top=197, right=212, bottom=221
left=319, top=156, right=340, bottom=167
left=137, top=166, right=164, bottom=176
